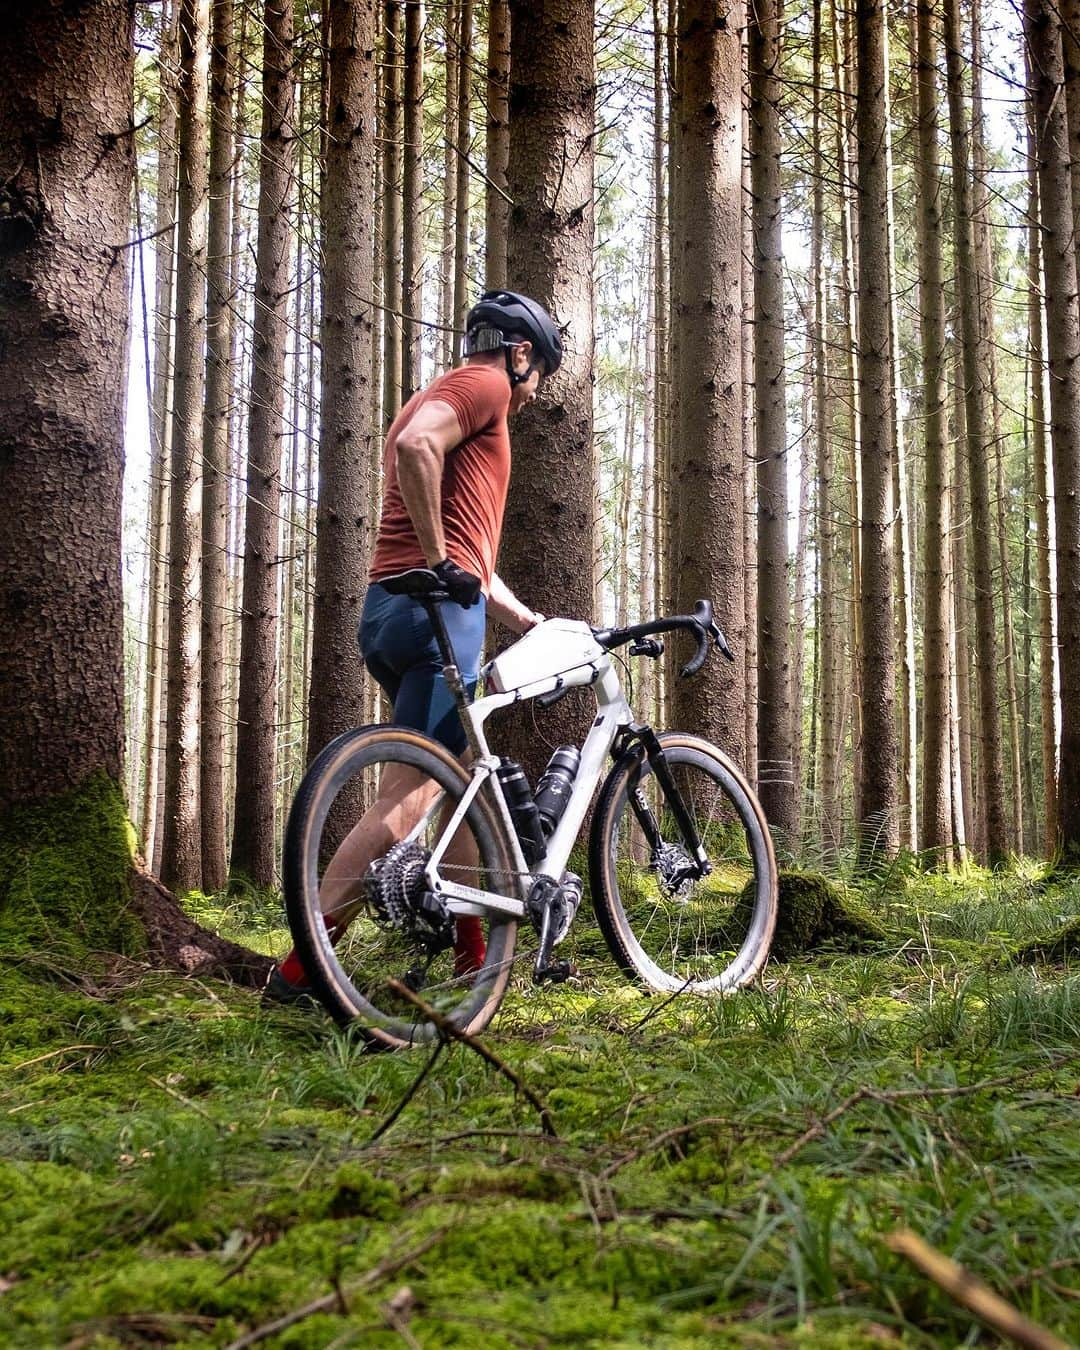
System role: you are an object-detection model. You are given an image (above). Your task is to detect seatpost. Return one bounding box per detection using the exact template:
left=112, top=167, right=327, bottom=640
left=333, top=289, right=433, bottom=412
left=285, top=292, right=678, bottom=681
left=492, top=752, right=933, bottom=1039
left=421, top=596, right=471, bottom=709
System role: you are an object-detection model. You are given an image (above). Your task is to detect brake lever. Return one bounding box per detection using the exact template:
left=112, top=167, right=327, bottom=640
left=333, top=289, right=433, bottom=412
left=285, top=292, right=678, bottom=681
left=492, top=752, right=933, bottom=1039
left=712, top=623, right=735, bottom=663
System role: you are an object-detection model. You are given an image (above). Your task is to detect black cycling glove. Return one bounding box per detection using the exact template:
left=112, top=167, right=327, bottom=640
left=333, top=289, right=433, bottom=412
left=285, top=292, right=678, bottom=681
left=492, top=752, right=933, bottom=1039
left=433, top=557, right=482, bottom=608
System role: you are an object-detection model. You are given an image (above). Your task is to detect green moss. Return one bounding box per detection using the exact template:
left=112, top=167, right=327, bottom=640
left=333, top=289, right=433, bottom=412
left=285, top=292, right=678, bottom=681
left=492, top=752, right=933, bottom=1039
left=736, top=871, right=886, bottom=961
left=0, top=771, right=143, bottom=965
left=1012, top=917, right=1080, bottom=966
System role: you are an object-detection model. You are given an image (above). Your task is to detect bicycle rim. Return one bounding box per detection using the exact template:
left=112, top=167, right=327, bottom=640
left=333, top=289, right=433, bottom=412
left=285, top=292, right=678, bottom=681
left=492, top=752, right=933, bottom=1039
left=283, top=726, right=521, bottom=1047
left=592, top=733, right=777, bottom=994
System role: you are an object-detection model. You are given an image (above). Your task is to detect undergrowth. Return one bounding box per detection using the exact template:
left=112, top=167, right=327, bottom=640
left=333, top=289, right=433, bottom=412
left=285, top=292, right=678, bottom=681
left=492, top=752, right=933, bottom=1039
left=2, top=865, right=1079, bottom=1346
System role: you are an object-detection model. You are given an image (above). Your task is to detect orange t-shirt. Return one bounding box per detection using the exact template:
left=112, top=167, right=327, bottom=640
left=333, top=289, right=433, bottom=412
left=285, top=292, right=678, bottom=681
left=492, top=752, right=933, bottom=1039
left=369, top=364, right=512, bottom=592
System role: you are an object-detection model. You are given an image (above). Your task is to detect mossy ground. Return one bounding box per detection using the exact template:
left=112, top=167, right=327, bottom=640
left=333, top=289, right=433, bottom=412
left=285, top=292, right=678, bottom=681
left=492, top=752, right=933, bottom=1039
left=3, top=866, right=1080, bottom=1346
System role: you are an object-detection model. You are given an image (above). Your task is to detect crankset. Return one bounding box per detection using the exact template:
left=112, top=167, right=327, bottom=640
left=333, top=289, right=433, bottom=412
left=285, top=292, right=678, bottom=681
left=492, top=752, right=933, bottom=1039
left=527, top=871, right=583, bottom=984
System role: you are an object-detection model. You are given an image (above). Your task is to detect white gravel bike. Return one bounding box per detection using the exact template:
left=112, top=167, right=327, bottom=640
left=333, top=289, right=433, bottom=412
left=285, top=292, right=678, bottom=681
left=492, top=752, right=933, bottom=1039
left=283, top=568, right=778, bottom=1049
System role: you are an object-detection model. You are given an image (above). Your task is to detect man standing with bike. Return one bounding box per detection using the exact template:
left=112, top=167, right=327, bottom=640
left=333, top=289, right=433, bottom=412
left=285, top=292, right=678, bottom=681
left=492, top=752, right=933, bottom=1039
left=266, top=291, right=563, bottom=1005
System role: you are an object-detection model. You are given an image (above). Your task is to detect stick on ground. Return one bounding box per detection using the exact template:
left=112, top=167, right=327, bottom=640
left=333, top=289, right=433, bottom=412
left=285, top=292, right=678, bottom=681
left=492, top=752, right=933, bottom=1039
left=886, top=1229, right=1069, bottom=1350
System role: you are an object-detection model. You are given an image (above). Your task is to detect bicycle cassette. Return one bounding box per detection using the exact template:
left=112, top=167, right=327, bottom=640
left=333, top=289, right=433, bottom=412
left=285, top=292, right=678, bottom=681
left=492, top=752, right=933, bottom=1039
left=365, top=841, right=453, bottom=943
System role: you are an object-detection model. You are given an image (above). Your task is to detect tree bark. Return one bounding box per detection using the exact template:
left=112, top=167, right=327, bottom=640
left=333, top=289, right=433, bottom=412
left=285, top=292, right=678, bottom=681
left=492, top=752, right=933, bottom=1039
left=401, top=0, right=424, bottom=397
left=854, top=0, right=899, bottom=863
left=944, top=0, right=1007, bottom=864
left=307, top=0, right=377, bottom=848
left=915, top=0, right=953, bottom=862
left=452, top=0, right=473, bottom=362
left=500, top=0, right=596, bottom=781
left=161, top=0, right=210, bottom=893
left=1026, top=0, right=1080, bottom=860
left=230, top=0, right=295, bottom=886
left=1025, top=99, right=1059, bottom=856
left=749, top=0, right=795, bottom=842
left=668, top=0, right=746, bottom=760
left=200, top=0, right=236, bottom=893
left=485, top=0, right=510, bottom=289
left=381, top=0, right=403, bottom=421
left=0, top=0, right=265, bottom=985
left=142, top=5, right=180, bottom=872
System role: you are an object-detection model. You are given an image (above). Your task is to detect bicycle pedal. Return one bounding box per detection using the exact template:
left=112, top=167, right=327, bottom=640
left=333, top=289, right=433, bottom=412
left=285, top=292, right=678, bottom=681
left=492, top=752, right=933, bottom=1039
left=533, top=958, right=571, bottom=986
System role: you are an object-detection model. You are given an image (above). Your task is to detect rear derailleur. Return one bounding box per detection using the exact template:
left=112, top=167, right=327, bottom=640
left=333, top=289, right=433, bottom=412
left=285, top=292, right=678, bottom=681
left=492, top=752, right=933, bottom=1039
left=527, top=871, right=583, bottom=985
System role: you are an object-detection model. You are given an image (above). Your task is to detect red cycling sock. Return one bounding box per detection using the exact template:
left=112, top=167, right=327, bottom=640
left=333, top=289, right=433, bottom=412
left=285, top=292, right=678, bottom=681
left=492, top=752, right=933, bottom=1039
left=276, top=914, right=338, bottom=988
left=454, top=917, right=486, bottom=977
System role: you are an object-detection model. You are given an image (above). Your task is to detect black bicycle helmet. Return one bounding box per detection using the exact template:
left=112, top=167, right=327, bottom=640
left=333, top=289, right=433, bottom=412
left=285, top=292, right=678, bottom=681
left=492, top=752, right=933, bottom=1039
left=463, top=289, right=563, bottom=381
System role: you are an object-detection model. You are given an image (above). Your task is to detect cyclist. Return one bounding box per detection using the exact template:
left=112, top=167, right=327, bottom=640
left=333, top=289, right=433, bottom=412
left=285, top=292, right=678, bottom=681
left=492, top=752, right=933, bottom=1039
left=265, top=290, right=564, bottom=1005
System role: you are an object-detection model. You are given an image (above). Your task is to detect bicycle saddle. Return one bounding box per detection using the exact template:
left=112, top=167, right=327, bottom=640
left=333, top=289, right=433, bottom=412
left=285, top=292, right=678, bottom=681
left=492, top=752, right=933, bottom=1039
left=378, top=568, right=446, bottom=599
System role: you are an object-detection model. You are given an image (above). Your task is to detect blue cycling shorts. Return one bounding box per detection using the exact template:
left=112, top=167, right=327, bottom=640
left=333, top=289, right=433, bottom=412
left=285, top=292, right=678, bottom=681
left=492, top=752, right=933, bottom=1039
left=358, top=582, right=486, bottom=755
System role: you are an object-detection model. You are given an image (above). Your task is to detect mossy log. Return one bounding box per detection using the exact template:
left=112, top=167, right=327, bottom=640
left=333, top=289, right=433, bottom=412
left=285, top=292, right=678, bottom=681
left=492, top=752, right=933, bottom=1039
left=0, top=773, right=269, bottom=986
left=1011, top=918, right=1080, bottom=966
left=740, top=870, right=885, bottom=962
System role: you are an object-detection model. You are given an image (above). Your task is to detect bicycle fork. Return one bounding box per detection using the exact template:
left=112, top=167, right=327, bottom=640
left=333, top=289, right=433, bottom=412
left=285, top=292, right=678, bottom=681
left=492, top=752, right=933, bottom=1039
left=621, top=725, right=712, bottom=884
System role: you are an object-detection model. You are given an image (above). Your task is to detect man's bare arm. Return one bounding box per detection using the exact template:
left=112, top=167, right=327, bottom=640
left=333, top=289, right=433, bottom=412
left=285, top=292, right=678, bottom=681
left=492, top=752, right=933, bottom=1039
left=488, top=572, right=542, bottom=634
left=394, top=399, right=464, bottom=566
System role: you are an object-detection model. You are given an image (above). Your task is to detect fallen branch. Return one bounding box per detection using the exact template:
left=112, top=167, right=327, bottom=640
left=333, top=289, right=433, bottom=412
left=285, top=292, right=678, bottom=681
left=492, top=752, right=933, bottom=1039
left=224, top=1226, right=448, bottom=1350
left=601, top=1116, right=736, bottom=1180
left=771, top=1065, right=1068, bottom=1172
left=367, top=1041, right=445, bottom=1145
left=386, top=979, right=557, bottom=1137
left=9, top=1044, right=102, bottom=1074
left=886, top=1229, right=1070, bottom=1350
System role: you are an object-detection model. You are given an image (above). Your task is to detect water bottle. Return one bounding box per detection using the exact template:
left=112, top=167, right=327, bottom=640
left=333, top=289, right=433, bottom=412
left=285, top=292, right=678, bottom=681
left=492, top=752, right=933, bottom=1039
left=496, top=758, right=546, bottom=864
left=533, top=745, right=581, bottom=838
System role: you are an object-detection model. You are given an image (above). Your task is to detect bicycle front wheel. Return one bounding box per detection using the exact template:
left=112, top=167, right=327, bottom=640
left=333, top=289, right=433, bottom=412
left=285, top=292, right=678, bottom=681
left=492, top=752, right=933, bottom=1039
left=589, top=732, right=777, bottom=995
left=283, top=725, right=521, bottom=1048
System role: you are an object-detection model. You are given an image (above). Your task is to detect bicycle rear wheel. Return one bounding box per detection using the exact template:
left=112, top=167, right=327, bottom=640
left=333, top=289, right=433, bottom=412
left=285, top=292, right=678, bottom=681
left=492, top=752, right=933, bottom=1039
left=589, top=732, right=777, bottom=994
left=283, top=725, right=521, bottom=1048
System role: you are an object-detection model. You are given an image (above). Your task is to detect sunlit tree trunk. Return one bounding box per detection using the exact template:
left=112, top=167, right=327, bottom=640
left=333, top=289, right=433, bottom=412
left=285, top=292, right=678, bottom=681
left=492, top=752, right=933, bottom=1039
left=199, top=0, right=235, bottom=893
left=668, top=0, right=746, bottom=757
left=1026, top=0, right=1080, bottom=860
left=230, top=0, right=294, bottom=886
left=485, top=0, right=510, bottom=289
left=438, top=0, right=458, bottom=367
left=749, top=0, right=794, bottom=843
left=451, top=0, right=473, bottom=361
left=381, top=0, right=402, bottom=419
left=142, top=4, right=179, bottom=872
left=1026, top=100, right=1059, bottom=855
left=500, top=0, right=596, bottom=781
left=944, top=0, right=1007, bottom=863
left=915, top=0, right=952, bottom=862
left=307, top=0, right=376, bottom=848
left=160, top=0, right=210, bottom=893
left=401, top=0, right=424, bottom=396
left=854, top=0, right=898, bottom=863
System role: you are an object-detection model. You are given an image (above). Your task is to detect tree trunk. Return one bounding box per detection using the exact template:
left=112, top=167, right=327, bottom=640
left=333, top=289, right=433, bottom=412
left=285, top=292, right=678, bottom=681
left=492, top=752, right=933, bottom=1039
left=854, top=0, right=899, bottom=864
left=161, top=0, right=210, bottom=893
left=452, top=0, right=473, bottom=361
left=1026, top=101, right=1059, bottom=855
left=230, top=0, right=295, bottom=887
left=0, top=0, right=265, bottom=985
left=199, top=0, right=235, bottom=893
left=401, top=0, right=424, bottom=397
left=1026, top=0, right=1080, bottom=860
left=438, top=0, right=459, bottom=367
left=668, top=0, right=746, bottom=759
left=307, top=0, right=377, bottom=849
left=951, top=353, right=976, bottom=849
left=812, top=0, right=842, bottom=856
left=944, top=0, right=1007, bottom=863
left=142, top=6, right=180, bottom=872
left=915, top=0, right=953, bottom=862
left=485, top=0, right=510, bottom=289
left=500, top=0, right=595, bottom=781
left=749, top=0, right=794, bottom=843
left=381, top=0, right=403, bottom=420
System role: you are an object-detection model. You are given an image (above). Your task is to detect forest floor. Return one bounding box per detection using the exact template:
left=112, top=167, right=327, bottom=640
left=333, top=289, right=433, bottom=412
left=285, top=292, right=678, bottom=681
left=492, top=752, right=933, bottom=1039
left=2, top=864, right=1079, bottom=1348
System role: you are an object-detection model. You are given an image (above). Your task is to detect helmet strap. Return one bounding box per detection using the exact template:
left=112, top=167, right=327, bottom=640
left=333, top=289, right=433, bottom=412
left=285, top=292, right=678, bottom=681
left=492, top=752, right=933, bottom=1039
left=504, top=346, right=530, bottom=388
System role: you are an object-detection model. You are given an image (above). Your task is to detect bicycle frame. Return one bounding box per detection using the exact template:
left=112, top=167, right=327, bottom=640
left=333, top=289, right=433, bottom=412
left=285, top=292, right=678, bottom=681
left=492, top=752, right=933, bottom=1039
left=412, top=629, right=634, bottom=921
